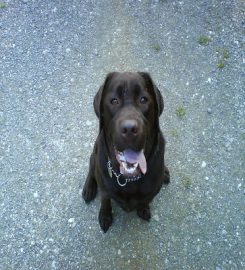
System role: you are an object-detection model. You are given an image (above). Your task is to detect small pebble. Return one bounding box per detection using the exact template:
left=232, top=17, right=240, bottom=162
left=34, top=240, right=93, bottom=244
left=86, top=120, right=92, bottom=126
left=51, top=261, right=56, bottom=269
left=207, top=108, right=212, bottom=114
left=222, top=229, right=227, bottom=235
left=153, top=214, right=160, bottom=221
left=201, top=161, right=207, bottom=168
left=68, top=218, right=75, bottom=223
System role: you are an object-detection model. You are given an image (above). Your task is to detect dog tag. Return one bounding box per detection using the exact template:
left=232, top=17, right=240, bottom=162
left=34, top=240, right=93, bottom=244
left=108, top=166, right=112, bottom=178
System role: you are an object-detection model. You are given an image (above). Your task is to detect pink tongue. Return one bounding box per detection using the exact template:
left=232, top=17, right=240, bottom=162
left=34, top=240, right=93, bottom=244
left=123, top=149, right=147, bottom=174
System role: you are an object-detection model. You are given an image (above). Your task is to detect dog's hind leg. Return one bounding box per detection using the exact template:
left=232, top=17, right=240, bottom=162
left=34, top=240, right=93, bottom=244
left=82, top=152, right=97, bottom=203
left=163, top=165, right=170, bottom=184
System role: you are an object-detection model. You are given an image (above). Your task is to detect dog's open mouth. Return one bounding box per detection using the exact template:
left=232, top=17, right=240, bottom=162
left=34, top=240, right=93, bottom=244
left=115, top=148, right=147, bottom=177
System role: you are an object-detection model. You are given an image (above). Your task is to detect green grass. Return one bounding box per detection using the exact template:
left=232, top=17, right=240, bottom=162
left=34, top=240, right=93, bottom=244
left=176, top=106, right=186, bottom=118
left=171, top=129, right=179, bottom=138
left=198, top=36, right=211, bottom=46
left=223, top=49, right=230, bottom=59
left=0, top=2, right=6, bottom=8
left=217, top=61, right=225, bottom=69
left=152, top=44, right=161, bottom=52
left=182, top=177, right=192, bottom=189
left=216, top=47, right=230, bottom=59
left=216, top=47, right=230, bottom=69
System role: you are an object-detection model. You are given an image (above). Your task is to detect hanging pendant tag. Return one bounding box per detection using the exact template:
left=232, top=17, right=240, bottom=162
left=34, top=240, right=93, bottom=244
left=107, top=160, right=113, bottom=178
left=108, top=166, right=112, bottom=178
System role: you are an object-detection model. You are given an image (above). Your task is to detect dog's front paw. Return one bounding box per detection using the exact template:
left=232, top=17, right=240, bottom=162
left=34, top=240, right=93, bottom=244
left=99, top=210, right=113, bottom=233
left=82, top=177, right=97, bottom=203
left=137, top=206, right=151, bottom=221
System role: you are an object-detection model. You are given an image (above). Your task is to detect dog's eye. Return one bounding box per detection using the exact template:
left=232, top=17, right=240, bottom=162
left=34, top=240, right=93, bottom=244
left=111, top=98, right=119, bottom=105
left=140, top=97, right=148, bottom=104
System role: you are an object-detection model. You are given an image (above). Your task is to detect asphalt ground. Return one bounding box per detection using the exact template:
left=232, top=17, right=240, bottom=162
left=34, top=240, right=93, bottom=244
left=0, top=0, right=244, bottom=269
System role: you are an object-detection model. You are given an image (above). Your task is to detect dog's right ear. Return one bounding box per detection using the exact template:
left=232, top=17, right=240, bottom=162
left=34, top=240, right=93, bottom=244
left=93, top=85, right=103, bottom=119
left=93, top=72, right=117, bottom=118
left=93, top=72, right=117, bottom=129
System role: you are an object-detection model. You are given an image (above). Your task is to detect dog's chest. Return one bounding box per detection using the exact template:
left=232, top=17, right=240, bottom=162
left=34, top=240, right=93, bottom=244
left=106, top=177, right=156, bottom=210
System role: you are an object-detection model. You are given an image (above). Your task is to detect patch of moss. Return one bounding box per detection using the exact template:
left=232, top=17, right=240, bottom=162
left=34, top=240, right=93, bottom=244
left=223, top=49, right=230, bottom=59
left=0, top=2, right=6, bottom=8
left=216, top=47, right=230, bottom=69
left=217, top=61, right=225, bottom=69
left=216, top=47, right=230, bottom=59
left=198, top=36, right=211, bottom=46
left=182, top=177, right=192, bottom=189
left=152, top=44, right=161, bottom=52
left=171, top=129, right=179, bottom=138
left=241, top=133, right=245, bottom=141
left=176, top=106, right=186, bottom=118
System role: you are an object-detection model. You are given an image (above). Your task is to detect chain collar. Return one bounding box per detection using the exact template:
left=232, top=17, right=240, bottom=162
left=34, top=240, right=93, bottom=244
left=107, top=158, right=142, bottom=187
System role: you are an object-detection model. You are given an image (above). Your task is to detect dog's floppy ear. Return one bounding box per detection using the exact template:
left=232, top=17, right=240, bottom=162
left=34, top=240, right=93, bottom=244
left=138, top=72, right=164, bottom=116
left=93, top=85, right=103, bottom=119
left=93, top=72, right=117, bottom=129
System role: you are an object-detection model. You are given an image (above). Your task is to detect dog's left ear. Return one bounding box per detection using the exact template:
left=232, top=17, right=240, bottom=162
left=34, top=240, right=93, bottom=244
left=138, top=72, right=164, bottom=116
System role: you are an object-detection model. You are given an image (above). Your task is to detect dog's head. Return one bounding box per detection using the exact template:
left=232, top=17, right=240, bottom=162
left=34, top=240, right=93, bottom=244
left=94, top=72, right=164, bottom=177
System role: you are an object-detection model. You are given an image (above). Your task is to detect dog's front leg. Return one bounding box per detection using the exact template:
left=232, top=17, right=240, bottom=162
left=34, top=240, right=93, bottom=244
left=137, top=204, right=151, bottom=221
left=99, top=197, right=113, bottom=233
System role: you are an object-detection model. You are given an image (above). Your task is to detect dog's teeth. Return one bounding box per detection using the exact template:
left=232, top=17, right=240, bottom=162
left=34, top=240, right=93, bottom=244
left=121, top=161, right=139, bottom=174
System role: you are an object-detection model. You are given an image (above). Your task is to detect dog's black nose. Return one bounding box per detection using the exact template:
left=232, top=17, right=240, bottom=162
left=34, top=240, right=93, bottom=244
left=120, top=119, right=138, bottom=138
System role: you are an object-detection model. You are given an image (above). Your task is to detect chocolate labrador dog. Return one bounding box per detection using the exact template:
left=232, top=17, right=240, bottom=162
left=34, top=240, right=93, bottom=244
left=82, top=72, right=170, bottom=232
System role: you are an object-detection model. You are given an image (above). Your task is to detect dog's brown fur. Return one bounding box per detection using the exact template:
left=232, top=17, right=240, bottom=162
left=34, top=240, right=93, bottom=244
left=82, top=72, right=170, bottom=232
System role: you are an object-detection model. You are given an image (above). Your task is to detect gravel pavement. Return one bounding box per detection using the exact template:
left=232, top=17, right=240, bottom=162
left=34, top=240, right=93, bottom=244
left=0, top=0, right=244, bottom=269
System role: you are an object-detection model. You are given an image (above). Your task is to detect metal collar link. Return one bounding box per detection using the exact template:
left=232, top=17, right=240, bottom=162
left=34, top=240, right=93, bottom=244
left=107, top=159, right=142, bottom=187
